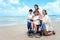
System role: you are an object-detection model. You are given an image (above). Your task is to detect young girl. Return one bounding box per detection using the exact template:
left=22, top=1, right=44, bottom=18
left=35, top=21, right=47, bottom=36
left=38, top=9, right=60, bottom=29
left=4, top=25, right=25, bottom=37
left=32, top=11, right=40, bottom=33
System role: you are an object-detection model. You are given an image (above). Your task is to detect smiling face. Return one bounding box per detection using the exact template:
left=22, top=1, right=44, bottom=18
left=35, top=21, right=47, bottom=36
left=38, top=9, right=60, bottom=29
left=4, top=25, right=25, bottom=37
left=29, top=9, right=33, bottom=14
left=29, top=11, right=32, bottom=14
left=34, top=11, right=39, bottom=16
left=34, top=6, right=38, bottom=10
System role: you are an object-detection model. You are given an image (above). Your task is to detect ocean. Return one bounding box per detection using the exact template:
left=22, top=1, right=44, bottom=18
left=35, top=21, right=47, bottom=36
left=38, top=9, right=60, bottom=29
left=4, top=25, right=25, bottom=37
left=0, top=15, right=60, bottom=26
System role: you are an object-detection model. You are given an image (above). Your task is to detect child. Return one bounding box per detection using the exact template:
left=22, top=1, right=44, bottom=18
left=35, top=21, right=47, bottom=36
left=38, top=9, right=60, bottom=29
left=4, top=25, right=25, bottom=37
left=27, top=9, right=34, bottom=36
left=32, top=11, right=40, bottom=33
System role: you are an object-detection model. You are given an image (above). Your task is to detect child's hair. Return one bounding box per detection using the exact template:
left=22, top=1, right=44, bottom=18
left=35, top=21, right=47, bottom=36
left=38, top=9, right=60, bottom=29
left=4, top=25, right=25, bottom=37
left=33, top=10, right=40, bottom=15
left=34, top=4, right=39, bottom=10
left=33, top=10, right=39, bottom=13
left=43, top=9, right=47, bottom=15
left=29, top=9, right=33, bottom=12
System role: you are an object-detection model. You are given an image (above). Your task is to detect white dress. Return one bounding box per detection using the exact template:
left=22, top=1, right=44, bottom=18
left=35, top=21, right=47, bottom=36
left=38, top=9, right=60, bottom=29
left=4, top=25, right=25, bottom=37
left=33, top=15, right=40, bottom=25
left=42, top=15, right=53, bottom=31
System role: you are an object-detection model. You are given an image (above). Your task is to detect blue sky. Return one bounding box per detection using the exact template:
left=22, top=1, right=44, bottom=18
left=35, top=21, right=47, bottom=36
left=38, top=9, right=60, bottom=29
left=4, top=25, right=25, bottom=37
left=0, top=0, right=60, bottom=16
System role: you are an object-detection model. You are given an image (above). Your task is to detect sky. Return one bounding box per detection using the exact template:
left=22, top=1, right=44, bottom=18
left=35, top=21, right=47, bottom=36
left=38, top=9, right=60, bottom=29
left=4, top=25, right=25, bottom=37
left=0, top=0, right=60, bottom=16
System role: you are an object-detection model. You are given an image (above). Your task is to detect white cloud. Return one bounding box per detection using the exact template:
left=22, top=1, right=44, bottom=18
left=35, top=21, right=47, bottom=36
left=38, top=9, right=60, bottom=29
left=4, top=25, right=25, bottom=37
left=4, top=10, right=7, bottom=13
left=22, top=5, right=30, bottom=11
left=0, top=0, right=30, bottom=16
left=0, top=0, right=3, bottom=2
left=1, top=0, right=60, bottom=16
left=8, top=0, right=19, bottom=4
left=39, top=6, right=43, bottom=14
left=16, top=5, right=30, bottom=16
left=43, top=0, right=60, bottom=15
left=0, top=8, right=2, bottom=9
left=0, top=0, right=3, bottom=5
left=5, top=5, right=30, bottom=16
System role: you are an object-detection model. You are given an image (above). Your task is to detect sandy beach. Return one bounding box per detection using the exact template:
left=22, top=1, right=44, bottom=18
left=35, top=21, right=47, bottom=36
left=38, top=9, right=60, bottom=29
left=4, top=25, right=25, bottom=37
left=0, top=21, right=60, bottom=40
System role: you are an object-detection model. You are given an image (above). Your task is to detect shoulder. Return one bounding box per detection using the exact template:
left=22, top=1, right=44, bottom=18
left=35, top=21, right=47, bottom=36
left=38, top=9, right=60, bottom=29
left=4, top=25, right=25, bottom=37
left=45, top=15, right=51, bottom=20
left=45, top=15, right=49, bottom=18
left=46, top=15, right=50, bottom=19
left=32, top=14, right=34, bottom=16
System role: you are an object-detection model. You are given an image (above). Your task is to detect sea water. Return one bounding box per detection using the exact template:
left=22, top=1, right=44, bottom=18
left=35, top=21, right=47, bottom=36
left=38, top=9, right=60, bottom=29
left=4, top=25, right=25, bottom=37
left=0, top=15, right=60, bottom=26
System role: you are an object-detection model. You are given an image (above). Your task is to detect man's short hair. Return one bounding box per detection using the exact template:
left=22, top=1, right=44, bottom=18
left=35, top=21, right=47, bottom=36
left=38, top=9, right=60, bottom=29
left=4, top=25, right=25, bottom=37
left=29, top=9, right=33, bottom=12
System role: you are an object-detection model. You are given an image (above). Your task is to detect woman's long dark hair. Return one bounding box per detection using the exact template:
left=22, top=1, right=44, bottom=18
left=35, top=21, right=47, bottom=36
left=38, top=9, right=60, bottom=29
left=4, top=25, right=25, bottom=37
left=34, top=4, right=39, bottom=11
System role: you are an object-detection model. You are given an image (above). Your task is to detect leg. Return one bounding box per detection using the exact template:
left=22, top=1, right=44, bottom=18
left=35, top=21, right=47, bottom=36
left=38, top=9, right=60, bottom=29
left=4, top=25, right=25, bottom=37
left=43, top=29, right=53, bottom=36
left=31, top=22, right=35, bottom=32
left=42, top=23, right=53, bottom=36
left=27, top=21, right=32, bottom=33
left=40, top=20, right=42, bottom=26
left=32, top=23, right=37, bottom=33
left=35, top=25, right=37, bottom=33
left=37, top=25, right=39, bottom=32
left=27, top=22, right=33, bottom=37
left=27, top=21, right=30, bottom=31
left=48, top=31, right=55, bottom=35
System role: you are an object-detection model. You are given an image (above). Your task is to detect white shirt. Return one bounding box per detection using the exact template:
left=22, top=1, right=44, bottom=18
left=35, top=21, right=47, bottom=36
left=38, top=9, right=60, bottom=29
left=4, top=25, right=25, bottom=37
left=42, top=15, right=53, bottom=31
left=33, top=15, right=40, bottom=25
left=27, top=13, right=34, bottom=22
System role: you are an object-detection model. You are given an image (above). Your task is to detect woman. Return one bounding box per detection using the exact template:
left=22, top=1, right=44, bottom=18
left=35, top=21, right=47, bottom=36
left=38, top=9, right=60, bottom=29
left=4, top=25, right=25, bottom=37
left=33, top=4, right=42, bottom=33
left=42, top=9, right=55, bottom=36
left=34, top=4, right=39, bottom=11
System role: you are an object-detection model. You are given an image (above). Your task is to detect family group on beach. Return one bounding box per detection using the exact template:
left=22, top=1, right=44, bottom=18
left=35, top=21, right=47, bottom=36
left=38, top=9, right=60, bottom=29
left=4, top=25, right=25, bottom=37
left=27, top=4, right=55, bottom=38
